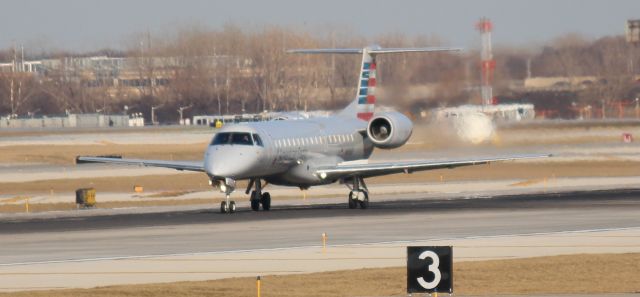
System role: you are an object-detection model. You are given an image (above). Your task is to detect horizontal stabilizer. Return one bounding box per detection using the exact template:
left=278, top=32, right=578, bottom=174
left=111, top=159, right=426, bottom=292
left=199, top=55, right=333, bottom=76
left=287, top=47, right=462, bottom=55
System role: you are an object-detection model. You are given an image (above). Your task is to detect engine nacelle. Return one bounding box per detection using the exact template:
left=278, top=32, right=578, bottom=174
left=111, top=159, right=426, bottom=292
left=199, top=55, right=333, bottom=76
left=366, top=112, right=413, bottom=149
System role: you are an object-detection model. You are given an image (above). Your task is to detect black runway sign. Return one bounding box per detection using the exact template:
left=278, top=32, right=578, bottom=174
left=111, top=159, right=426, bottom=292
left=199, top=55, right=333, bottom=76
left=407, top=246, right=453, bottom=294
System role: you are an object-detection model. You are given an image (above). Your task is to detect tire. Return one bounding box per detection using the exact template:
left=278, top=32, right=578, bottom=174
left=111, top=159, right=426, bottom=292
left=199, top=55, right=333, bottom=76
left=220, top=201, right=228, bottom=213
left=250, top=198, right=260, bottom=211
left=261, top=192, right=271, bottom=211
left=250, top=191, right=260, bottom=211
left=348, top=191, right=358, bottom=209
left=229, top=201, right=236, bottom=213
left=359, top=192, right=369, bottom=209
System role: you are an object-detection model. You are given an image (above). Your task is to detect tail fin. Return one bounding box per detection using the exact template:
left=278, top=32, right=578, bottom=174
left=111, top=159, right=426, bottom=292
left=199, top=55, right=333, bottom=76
left=287, top=46, right=461, bottom=121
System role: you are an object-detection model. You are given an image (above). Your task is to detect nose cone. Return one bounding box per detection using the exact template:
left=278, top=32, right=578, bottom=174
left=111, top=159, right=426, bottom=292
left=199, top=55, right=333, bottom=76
left=205, top=145, right=260, bottom=178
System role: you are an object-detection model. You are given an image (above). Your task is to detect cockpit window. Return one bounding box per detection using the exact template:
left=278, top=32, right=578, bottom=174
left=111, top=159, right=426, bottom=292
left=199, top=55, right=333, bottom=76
left=211, top=133, right=231, bottom=145
left=211, top=132, right=253, bottom=146
left=252, top=134, right=263, bottom=147
left=231, top=133, right=253, bottom=145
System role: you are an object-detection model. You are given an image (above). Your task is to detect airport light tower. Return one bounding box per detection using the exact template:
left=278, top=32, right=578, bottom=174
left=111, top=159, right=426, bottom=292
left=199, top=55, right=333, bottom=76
left=477, top=18, right=495, bottom=107
left=178, top=104, right=193, bottom=125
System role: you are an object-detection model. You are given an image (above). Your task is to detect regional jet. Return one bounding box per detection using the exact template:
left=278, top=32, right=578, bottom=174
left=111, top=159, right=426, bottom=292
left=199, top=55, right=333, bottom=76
left=78, top=46, right=549, bottom=213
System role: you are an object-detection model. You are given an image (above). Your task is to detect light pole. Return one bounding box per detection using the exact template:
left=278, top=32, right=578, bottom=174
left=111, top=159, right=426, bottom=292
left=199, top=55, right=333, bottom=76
left=177, top=104, right=193, bottom=125
left=151, top=104, right=163, bottom=125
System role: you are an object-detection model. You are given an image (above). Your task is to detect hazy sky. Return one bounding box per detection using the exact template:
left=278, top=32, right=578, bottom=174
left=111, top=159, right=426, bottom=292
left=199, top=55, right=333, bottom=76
left=2, top=0, right=639, bottom=53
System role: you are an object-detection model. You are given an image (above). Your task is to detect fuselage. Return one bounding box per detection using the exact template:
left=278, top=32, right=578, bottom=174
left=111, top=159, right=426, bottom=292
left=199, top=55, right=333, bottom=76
left=204, top=116, right=374, bottom=187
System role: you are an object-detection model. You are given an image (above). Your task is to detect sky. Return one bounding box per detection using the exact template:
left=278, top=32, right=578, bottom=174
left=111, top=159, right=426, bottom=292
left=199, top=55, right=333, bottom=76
left=2, top=0, right=639, bottom=53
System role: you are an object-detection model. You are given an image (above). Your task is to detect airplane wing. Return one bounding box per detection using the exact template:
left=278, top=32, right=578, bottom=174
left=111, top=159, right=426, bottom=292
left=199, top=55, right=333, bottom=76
left=76, top=156, right=205, bottom=172
left=316, top=154, right=551, bottom=180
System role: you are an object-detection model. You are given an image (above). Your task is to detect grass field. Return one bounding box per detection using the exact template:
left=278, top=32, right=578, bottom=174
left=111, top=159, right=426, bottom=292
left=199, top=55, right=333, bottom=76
left=0, top=161, right=636, bottom=194
left=0, top=253, right=637, bottom=296
left=1, top=121, right=638, bottom=213
left=1, top=160, right=639, bottom=213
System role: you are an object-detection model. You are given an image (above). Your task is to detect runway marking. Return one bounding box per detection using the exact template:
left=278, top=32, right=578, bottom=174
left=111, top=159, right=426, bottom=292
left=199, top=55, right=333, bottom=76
left=1, top=226, right=638, bottom=267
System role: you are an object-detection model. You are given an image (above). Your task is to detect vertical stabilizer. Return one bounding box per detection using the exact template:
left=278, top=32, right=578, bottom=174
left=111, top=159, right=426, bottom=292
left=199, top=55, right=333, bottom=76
left=287, top=46, right=461, bottom=121
left=355, top=48, right=376, bottom=121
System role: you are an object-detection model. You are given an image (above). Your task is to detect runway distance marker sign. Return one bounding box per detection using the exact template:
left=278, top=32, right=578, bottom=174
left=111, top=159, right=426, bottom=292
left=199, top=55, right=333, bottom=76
left=407, top=246, right=453, bottom=294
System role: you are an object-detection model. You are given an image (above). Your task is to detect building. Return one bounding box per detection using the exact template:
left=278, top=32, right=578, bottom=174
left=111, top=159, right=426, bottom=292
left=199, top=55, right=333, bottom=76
left=1, top=113, right=135, bottom=129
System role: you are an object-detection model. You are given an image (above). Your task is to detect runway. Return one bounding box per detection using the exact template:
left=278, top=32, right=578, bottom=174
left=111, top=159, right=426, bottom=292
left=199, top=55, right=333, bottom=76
left=1, top=189, right=639, bottom=266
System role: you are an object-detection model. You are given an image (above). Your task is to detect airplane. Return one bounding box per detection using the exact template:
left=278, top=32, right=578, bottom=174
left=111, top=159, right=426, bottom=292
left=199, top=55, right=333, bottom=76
left=77, top=46, right=550, bottom=214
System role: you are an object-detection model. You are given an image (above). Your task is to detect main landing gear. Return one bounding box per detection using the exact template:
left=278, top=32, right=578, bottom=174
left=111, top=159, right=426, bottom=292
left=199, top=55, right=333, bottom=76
left=346, top=176, right=369, bottom=209
left=246, top=178, right=271, bottom=211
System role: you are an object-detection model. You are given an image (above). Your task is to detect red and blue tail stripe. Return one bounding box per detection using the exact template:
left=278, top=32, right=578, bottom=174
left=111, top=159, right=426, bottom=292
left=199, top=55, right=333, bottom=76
left=357, top=56, right=376, bottom=121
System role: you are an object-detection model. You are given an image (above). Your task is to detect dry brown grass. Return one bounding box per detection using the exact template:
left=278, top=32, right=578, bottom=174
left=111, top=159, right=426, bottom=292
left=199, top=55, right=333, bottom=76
left=1, top=122, right=639, bottom=213
left=0, top=143, right=206, bottom=165
left=407, top=121, right=640, bottom=149
left=0, top=198, right=218, bottom=213
left=141, top=190, right=196, bottom=198
left=370, top=160, right=640, bottom=184
left=0, top=173, right=212, bottom=195
left=1, top=160, right=638, bottom=213
left=1, top=253, right=637, bottom=297
left=2, top=161, right=638, bottom=197
left=1, top=121, right=637, bottom=166
left=0, top=126, right=205, bottom=138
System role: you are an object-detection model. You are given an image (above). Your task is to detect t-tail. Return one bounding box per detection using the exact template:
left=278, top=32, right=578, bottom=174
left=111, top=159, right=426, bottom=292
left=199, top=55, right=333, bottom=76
left=287, top=46, right=461, bottom=121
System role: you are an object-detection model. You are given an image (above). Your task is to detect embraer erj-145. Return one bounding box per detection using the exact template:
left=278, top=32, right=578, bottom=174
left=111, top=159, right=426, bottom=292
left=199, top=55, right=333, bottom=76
left=78, top=46, right=549, bottom=213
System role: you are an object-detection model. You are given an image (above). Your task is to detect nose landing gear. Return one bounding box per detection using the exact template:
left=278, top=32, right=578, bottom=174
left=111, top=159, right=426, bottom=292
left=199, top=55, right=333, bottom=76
left=220, top=196, right=236, bottom=213
left=216, top=178, right=237, bottom=214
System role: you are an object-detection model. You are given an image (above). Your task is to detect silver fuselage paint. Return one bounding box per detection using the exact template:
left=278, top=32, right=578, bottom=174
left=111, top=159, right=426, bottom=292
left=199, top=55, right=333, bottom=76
left=204, top=116, right=374, bottom=187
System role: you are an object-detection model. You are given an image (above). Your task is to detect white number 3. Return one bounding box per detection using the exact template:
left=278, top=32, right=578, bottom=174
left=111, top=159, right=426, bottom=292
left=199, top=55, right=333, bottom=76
left=417, top=250, right=441, bottom=289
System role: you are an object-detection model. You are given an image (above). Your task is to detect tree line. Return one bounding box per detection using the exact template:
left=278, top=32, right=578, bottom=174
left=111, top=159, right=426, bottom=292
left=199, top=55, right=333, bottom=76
left=0, top=25, right=638, bottom=122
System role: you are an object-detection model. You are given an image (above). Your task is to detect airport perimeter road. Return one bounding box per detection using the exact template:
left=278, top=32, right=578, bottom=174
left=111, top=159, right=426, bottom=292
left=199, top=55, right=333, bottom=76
left=1, top=189, right=639, bottom=265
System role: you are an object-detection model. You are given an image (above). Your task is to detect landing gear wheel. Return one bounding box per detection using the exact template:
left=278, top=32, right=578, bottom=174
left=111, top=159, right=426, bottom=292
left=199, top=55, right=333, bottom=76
left=250, top=191, right=260, bottom=211
left=348, top=191, right=358, bottom=209
left=229, top=201, right=237, bottom=213
left=220, top=201, right=228, bottom=213
left=260, top=192, right=271, bottom=211
left=358, top=192, right=369, bottom=209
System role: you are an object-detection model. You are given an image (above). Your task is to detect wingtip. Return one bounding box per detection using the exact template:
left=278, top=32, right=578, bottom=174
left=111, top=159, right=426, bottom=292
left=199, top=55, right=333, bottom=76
left=75, top=155, right=123, bottom=165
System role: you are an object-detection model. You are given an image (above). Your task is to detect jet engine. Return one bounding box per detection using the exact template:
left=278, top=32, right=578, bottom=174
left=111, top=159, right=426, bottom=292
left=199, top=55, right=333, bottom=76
left=366, top=112, right=413, bottom=149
